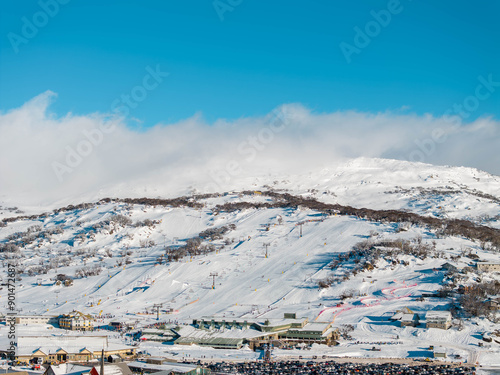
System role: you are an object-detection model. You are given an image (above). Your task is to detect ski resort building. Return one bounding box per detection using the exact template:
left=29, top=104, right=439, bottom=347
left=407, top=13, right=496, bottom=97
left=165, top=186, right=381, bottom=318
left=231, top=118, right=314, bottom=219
left=400, top=313, right=420, bottom=327
left=1, top=336, right=136, bottom=364
left=477, top=261, right=500, bottom=272
left=425, top=311, right=452, bottom=330
left=173, top=325, right=267, bottom=349
left=59, top=311, right=94, bottom=331
left=181, top=314, right=339, bottom=349
left=433, top=347, right=447, bottom=358
left=278, top=321, right=339, bottom=346
left=441, top=262, right=459, bottom=273
left=390, top=307, right=418, bottom=326
left=138, top=328, right=178, bottom=342
left=15, top=315, right=59, bottom=325
left=110, top=321, right=136, bottom=331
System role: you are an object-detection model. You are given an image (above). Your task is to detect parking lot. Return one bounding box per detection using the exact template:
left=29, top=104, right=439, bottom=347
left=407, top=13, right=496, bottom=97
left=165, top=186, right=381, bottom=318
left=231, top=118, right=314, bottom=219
left=206, top=360, right=475, bottom=374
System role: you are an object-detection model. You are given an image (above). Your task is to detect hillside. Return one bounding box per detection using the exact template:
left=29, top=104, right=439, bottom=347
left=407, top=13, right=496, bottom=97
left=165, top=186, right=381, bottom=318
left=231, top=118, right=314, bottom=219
left=0, top=158, right=499, bottom=367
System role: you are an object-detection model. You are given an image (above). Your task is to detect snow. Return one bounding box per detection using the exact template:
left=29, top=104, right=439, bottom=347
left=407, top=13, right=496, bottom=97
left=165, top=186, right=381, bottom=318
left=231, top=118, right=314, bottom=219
left=426, top=311, right=453, bottom=320
left=0, top=158, right=499, bottom=367
left=2, top=157, right=500, bottom=227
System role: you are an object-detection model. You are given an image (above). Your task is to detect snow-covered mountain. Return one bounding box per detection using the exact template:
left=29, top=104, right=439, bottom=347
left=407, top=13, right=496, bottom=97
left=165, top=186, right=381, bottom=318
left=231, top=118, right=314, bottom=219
left=1, top=157, right=499, bottom=365
left=2, top=157, right=500, bottom=224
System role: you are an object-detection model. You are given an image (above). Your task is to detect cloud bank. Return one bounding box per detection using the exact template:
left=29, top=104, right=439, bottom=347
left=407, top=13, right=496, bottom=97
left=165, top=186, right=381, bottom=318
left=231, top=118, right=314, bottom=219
left=0, top=91, right=499, bottom=206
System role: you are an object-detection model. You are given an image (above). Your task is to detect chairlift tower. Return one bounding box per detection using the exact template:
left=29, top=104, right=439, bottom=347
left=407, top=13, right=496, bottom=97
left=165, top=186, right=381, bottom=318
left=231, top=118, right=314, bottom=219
left=263, top=243, right=270, bottom=258
left=153, top=303, right=162, bottom=320
left=209, top=272, right=219, bottom=289
left=296, top=223, right=303, bottom=237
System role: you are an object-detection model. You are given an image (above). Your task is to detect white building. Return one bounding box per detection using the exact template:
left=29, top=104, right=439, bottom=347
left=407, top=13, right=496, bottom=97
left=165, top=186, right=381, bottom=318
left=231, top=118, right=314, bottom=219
left=0, top=335, right=136, bottom=364
left=400, top=313, right=419, bottom=327
left=477, top=261, right=500, bottom=272
left=59, top=311, right=94, bottom=331
left=15, top=315, right=59, bottom=325
left=425, top=311, right=452, bottom=330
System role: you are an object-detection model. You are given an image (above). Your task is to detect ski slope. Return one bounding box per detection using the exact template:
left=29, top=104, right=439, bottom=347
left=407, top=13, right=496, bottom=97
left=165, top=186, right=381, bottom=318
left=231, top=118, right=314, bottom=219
left=0, top=158, right=499, bottom=367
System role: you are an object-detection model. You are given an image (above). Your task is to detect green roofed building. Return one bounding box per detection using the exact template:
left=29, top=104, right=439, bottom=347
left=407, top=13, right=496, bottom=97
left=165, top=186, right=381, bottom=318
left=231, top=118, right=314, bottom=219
left=278, top=322, right=339, bottom=346
left=179, top=313, right=339, bottom=350
left=175, top=336, right=245, bottom=349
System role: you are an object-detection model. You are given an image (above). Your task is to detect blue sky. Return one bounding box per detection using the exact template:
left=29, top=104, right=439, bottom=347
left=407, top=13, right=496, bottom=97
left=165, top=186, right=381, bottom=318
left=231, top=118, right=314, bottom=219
left=1, top=0, right=499, bottom=126
left=1, top=1, right=500, bottom=204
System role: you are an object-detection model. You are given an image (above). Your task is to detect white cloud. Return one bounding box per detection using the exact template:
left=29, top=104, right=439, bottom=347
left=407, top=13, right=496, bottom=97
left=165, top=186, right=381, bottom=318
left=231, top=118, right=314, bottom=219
left=0, top=91, right=498, bottom=206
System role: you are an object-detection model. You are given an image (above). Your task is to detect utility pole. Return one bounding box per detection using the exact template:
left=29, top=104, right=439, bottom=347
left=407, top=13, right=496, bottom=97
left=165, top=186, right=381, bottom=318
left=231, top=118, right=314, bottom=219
left=263, top=243, right=270, bottom=258
left=100, top=349, right=104, bottom=375
left=153, top=303, right=162, bottom=320
left=209, top=272, right=218, bottom=289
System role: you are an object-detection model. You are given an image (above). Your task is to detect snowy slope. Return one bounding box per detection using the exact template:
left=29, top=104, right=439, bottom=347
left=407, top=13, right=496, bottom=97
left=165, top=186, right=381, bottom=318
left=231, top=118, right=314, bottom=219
left=2, top=157, right=499, bottom=227
left=0, top=157, right=499, bottom=367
